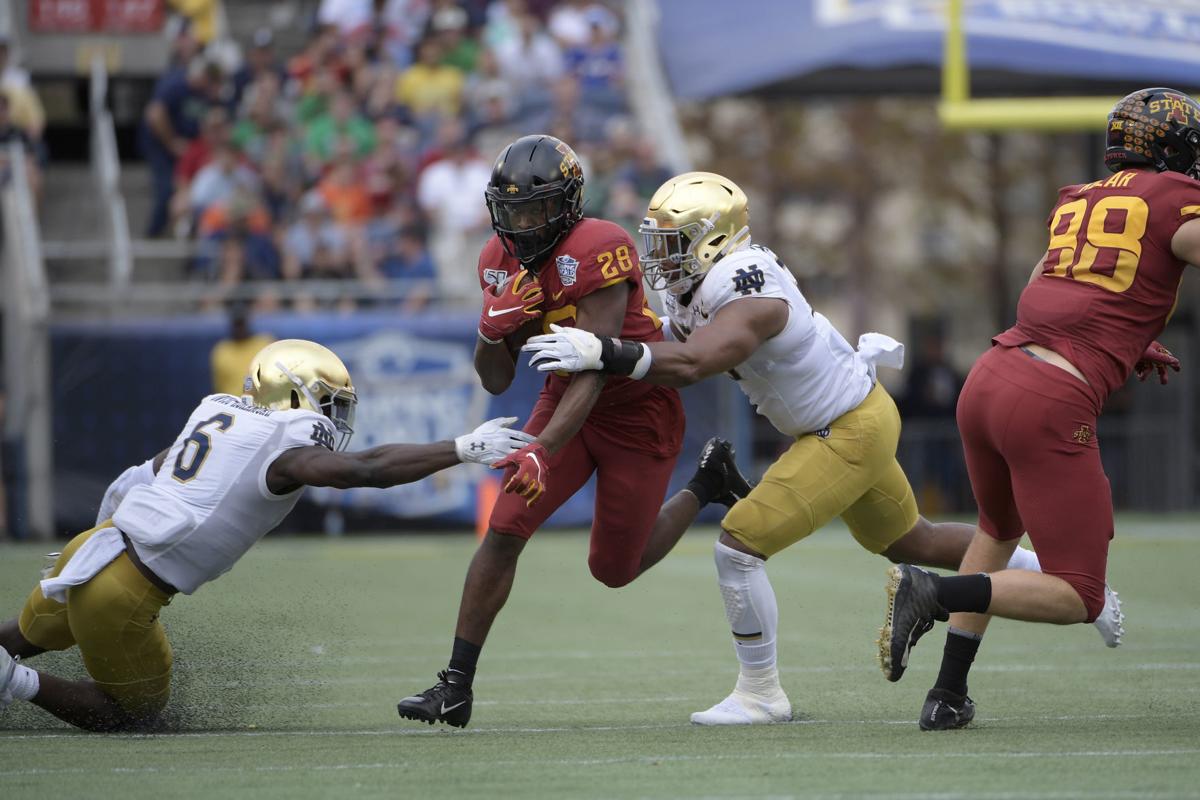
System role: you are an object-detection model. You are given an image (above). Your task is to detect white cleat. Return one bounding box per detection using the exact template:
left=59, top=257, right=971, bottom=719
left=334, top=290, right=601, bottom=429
left=1093, top=585, right=1125, bottom=648
left=0, top=645, right=15, bottom=710
left=691, top=686, right=792, bottom=725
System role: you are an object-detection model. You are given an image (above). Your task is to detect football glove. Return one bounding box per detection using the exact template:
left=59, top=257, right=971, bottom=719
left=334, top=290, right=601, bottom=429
left=454, top=417, right=536, bottom=466
left=492, top=441, right=550, bottom=507
left=523, top=324, right=653, bottom=378
left=1134, top=341, right=1180, bottom=385
left=479, top=269, right=544, bottom=344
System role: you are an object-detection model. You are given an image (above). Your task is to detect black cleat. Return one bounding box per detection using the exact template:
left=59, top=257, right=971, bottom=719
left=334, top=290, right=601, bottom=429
left=877, top=565, right=949, bottom=682
left=396, top=670, right=473, bottom=728
left=696, top=437, right=753, bottom=508
left=919, top=688, right=975, bottom=731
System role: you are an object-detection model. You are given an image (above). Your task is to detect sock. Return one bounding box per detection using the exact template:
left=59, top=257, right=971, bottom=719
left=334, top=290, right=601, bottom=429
left=935, top=573, right=992, bottom=614
left=713, top=540, right=778, bottom=671
left=1006, top=546, right=1041, bottom=572
left=686, top=463, right=726, bottom=508
left=447, top=637, right=481, bottom=684
left=10, top=662, right=40, bottom=701
left=934, top=627, right=982, bottom=696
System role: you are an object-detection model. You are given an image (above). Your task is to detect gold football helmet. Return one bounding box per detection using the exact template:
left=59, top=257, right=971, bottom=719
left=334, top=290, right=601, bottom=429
left=246, top=339, right=357, bottom=450
left=639, top=171, right=751, bottom=294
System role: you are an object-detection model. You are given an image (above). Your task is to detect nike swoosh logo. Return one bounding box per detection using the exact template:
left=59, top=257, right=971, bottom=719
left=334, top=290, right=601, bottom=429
left=487, top=306, right=524, bottom=317
left=441, top=700, right=467, bottom=714
left=552, top=291, right=564, bottom=300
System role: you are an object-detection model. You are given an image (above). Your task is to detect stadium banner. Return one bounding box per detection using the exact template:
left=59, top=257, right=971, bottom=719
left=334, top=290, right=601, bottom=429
left=28, top=0, right=164, bottom=34
left=50, top=311, right=747, bottom=532
left=658, top=0, right=1200, bottom=99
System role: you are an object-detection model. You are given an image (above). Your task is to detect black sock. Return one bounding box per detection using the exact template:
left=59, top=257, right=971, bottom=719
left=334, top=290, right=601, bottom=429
left=934, top=628, right=982, bottom=696
left=448, top=637, right=482, bottom=684
left=686, top=468, right=724, bottom=508
left=935, top=573, right=992, bottom=614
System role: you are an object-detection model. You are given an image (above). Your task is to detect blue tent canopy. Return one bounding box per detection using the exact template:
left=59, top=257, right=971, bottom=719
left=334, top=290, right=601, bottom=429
left=657, top=1, right=1200, bottom=100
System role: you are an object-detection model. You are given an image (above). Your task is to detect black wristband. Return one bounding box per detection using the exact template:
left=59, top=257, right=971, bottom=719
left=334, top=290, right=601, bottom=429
left=598, top=337, right=645, bottom=376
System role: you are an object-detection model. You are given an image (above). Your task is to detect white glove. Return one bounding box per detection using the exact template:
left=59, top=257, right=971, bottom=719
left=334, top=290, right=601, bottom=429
left=522, top=323, right=604, bottom=373
left=454, top=416, right=537, bottom=466
left=96, top=458, right=156, bottom=526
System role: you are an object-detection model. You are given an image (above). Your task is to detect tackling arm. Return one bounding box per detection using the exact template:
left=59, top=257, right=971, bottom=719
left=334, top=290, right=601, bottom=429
left=267, top=442, right=461, bottom=493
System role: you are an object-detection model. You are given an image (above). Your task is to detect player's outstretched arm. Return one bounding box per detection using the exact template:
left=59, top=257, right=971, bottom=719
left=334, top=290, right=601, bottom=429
left=266, top=418, right=534, bottom=493
left=523, top=298, right=787, bottom=388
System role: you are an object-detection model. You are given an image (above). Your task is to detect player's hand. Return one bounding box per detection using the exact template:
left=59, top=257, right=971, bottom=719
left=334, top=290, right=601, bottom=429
left=492, top=442, right=550, bottom=507
left=454, top=417, right=536, bottom=466
left=479, top=269, right=543, bottom=343
left=1134, top=341, right=1180, bottom=385
left=523, top=323, right=604, bottom=373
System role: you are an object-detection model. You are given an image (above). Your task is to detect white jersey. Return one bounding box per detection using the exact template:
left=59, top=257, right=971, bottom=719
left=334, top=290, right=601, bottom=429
left=113, top=394, right=335, bottom=594
left=663, top=244, right=901, bottom=437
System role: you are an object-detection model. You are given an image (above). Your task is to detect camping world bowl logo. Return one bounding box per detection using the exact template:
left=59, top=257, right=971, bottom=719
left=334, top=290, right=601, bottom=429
left=556, top=254, right=579, bottom=286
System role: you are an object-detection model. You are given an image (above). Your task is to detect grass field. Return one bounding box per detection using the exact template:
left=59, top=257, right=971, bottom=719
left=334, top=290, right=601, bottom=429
left=2, top=517, right=1199, bottom=799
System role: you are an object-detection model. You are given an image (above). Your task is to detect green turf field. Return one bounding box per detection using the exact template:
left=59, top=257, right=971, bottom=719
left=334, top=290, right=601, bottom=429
left=2, top=517, right=1199, bottom=799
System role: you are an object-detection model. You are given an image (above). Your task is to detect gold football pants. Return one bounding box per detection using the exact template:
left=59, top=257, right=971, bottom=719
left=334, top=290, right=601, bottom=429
left=18, top=523, right=174, bottom=716
left=722, top=383, right=920, bottom=557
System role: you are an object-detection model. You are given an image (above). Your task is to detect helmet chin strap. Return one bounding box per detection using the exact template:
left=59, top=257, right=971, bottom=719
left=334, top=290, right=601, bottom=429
left=276, top=362, right=323, bottom=414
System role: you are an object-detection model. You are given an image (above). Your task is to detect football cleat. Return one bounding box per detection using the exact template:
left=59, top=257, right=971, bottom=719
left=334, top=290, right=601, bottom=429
left=919, top=688, right=975, bottom=731
left=696, top=437, right=753, bottom=508
left=396, top=670, right=473, bottom=728
left=690, top=687, right=792, bottom=725
left=0, top=645, right=16, bottom=710
left=878, top=565, right=948, bottom=682
left=1093, top=584, right=1125, bottom=648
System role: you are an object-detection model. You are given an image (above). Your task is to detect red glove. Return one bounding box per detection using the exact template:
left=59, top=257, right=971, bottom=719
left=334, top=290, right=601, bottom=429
left=1134, top=341, right=1180, bottom=385
left=492, top=442, right=549, bottom=507
left=479, top=269, right=544, bottom=343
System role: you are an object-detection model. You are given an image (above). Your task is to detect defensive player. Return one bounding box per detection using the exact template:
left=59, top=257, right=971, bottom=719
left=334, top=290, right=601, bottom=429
left=0, top=339, right=532, bottom=731
left=396, top=135, right=692, bottom=728
left=523, top=171, right=1117, bottom=725
left=878, top=87, right=1199, bottom=730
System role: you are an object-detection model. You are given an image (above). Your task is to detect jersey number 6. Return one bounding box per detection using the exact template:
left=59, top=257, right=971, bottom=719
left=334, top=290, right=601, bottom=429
left=172, top=413, right=235, bottom=483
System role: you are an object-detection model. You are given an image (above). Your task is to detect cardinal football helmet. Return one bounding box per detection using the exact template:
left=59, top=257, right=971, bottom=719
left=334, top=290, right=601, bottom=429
left=246, top=339, right=357, bottom=451
left=1105, top=88, right=1200, bottom=179
left=639, top=171, right=751, bottom=295
left=484, top=134, right=585, bottom=268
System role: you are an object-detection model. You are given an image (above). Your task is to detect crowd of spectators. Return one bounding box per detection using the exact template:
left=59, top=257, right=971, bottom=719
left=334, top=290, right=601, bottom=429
left=139, top=0, right=669, bottom=311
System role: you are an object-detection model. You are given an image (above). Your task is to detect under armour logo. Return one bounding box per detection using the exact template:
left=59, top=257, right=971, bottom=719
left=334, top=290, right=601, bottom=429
left=732, top=266, right=766, bottom=296
left=310, top=423, right=336, bottom=451
left=469, top=442, right=486, bottom=452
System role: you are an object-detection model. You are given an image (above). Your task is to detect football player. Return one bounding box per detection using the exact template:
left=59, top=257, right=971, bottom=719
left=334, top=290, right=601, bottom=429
left=0, top=339, right=531, bottom=731
left=396, top=135, right=693, bottom=728
left=523, top=171, right=1121, bottom=725
left=875, top=87, right=1200, bottom=730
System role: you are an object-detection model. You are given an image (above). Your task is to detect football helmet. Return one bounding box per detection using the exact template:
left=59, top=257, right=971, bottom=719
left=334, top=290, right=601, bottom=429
left=246, top=339, right=357, bottom=451
left=1104, top=88, right=1200, bottom=179
left=639, top=171, right=751, bottom=295
left=484, top=134, right=584, bottom=268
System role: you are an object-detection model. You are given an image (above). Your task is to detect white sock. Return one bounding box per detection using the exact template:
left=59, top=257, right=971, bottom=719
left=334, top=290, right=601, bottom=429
left=714, top=540, right=778, bottom=670
left=1007, top=546, right=1041, bottom=572
left=10, top=663, right=40, bottom=701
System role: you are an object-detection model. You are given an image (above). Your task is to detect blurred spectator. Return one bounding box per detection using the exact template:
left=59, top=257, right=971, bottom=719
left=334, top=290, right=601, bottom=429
left=318, top=0, right=431, bottom=65
left=140, top=57, right=225, bottom=237
left=493, top=13, right=563, bottom=93
left=563, top=7, right=623, bottom=93
left=189, top=142, right=260, bottom=221
left=613, top=139, right=671, bottom=202
left=431, top=3, right=480, bottom=73
left=365, top=211, right=438, bottom=311
left=896, top=325, right=964, bottom=513
left=231, top=75, right=286, bottom=165
left=395, top=37, right=465, bottom=121
left=196, top=190, right=281, bottom=300
left=170, top=106, right=231, bottom=234
left=548, top=0, right=616, bottom=47
left=318, top=147, right=374, bottom=226
left=0, top=42, right=45, bottom=142
left=464, top=48, right=514, bottom=125
left=284, top=191, right=354, bottom=282
left=0, top=37, right=31, bottom=89
left=363, top=117, right=419, bottom=213
left=233, top=29, right=286, bottom=106
left=304, top=89, right=376, bottom=170
left=0, top=94, right=41, bottom=201
left=289, top=27, right=349, bottom=98
left=210, top=303, right=274, bottom=396
left=168, top=0, right=220, bottom=45
left=417, top=131, right=491, bottom=300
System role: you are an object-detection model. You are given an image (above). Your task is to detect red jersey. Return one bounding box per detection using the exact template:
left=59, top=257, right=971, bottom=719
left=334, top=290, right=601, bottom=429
left=477, top=217, right=667, bottom=408
left=994, top=169, right=1200, bottom=406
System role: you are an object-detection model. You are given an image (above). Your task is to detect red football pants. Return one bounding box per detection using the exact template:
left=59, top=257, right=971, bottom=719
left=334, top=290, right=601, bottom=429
left=489, top=389, right=684, bottom=588
left=957, top=345, right=1111, bottom=621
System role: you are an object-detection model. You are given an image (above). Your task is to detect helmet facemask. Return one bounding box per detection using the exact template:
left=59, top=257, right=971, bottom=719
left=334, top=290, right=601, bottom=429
left=486, top=186, right=577, bottom=266
left=277, top=361, right=357, bottom=451
left=640, top=213, right=749, bottom=295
